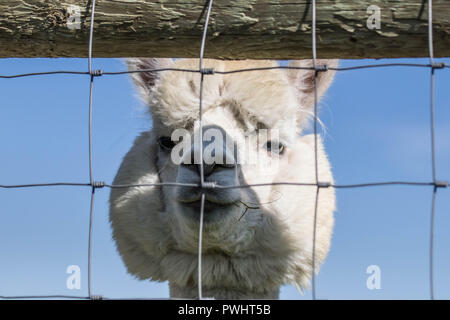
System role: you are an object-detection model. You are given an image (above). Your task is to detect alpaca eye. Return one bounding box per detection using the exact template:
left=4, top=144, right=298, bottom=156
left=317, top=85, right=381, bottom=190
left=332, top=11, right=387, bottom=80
left=157, top=136, right=176, bottom=151
left=264, top=141, right=285, bottom=154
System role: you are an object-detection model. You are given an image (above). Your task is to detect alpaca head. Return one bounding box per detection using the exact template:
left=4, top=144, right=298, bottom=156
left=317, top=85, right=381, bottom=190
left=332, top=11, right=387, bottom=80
left=109, top=59, right=337, bottom=299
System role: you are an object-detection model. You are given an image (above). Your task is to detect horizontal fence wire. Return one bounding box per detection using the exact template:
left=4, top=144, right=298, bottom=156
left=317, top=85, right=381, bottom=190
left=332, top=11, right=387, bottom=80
left=2, top=181, right=446, bottom=189
left=0, top=0, right=449, bottom=300
left=1, top=63, right=449, bottom=79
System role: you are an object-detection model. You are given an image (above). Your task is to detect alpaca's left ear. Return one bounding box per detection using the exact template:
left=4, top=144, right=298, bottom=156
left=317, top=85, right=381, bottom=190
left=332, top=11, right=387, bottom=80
left=126, top=58, right=173, bottom=103
left=287, top=59, right=338, bottom=111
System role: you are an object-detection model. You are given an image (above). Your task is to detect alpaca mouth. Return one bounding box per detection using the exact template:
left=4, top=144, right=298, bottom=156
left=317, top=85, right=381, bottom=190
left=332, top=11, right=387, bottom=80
left=174, top=185, right=240, bottom=207
left=175, top=195, right=239, bottom=223
left=182, top=198, right=236, bottom=211
left=178, top=196, right=236, bottom=212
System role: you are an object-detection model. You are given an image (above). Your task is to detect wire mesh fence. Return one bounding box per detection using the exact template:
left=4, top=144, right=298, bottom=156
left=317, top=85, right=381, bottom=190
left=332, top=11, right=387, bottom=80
left=0, top=0, right=448, bottom=300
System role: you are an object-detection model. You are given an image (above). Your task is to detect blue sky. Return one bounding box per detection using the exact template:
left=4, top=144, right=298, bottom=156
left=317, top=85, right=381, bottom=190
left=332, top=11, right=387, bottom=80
left=0, top=57, right=449, bottom=299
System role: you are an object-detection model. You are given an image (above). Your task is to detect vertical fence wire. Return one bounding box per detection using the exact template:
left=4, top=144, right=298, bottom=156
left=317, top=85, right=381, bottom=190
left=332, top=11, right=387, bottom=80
left=197, top=0, right=214, bottom=300
left=87, top=0, right=97, bottom=300
left=310, top=0, right=319, bottom=300
left=427, top=0, right=436, bottom=301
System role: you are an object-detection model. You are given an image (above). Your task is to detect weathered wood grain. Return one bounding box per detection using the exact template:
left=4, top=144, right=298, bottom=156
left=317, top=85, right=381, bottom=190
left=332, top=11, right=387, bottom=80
left=0, top=0, right=448, bottom=58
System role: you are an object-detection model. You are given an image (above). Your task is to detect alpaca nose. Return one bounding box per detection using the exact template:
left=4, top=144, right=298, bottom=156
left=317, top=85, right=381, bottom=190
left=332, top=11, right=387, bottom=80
left=182, top=142, right=236, bottom=177
left=180, top=126, right=236, bottom=178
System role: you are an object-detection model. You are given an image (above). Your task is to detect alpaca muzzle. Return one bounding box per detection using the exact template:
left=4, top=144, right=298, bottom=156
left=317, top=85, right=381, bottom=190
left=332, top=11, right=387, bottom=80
left=173, top=125, right=241, bottom=221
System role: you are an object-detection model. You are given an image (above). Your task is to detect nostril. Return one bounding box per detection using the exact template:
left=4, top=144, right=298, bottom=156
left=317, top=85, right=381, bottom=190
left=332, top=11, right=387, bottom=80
left=197, top=160, right=236, bottom=177
left=218, top=162, right=236, bottom=169
left=183, top=161, right=234, bottom=177
left=181, top=163, right=198, bottom=174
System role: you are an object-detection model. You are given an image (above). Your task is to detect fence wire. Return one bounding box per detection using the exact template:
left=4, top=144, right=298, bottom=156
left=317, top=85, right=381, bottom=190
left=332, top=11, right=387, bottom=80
left=0, top=0, right=449, bottom=300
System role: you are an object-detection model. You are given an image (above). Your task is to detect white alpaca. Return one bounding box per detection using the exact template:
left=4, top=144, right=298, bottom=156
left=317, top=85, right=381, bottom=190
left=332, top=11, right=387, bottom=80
left=109, top=58, right=337, bottom=299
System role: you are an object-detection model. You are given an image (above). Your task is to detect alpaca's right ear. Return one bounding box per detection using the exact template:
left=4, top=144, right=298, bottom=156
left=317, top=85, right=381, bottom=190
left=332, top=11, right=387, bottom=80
left=126, top=58, right=173, bottom=102
left=287, top=59, right=338, bottom=110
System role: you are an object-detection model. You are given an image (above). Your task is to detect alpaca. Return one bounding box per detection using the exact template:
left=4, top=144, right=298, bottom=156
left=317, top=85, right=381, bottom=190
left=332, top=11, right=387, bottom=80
left=109, top=58, right=337, bottom=299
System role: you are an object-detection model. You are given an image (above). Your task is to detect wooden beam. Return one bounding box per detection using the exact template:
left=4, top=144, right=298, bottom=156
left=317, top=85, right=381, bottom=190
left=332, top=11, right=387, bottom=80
left=0, top=0, right=449, bottom=59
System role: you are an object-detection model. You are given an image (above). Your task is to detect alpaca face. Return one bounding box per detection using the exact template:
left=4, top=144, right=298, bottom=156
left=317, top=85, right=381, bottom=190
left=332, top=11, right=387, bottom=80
left=109, top=59, right=337, bottom=297
left=161, top=124, right=242, bottom=225
left=161, top=115, right=300, bottom=228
